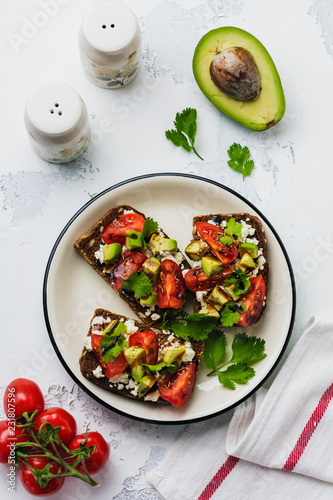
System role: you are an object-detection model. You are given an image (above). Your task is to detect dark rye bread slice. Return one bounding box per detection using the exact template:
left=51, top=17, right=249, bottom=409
left=79, top=308, right=204, bottom=404
left=74, top=205, right=191, bottom=326
left=191, top=213, right=269, bottom=323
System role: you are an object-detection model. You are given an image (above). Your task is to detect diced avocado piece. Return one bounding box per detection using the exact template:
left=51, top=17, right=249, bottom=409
left=131, top=364, right=145, bottom=382
left=238, top=253, right=256, bottom=272
left=140, top=289, right=157, bottom=307
left=198, top=304, right=220, bottom=318
left=162, top=345, right=186, bottom=365
left=193, top=27, right=285, bottom=130
left=124, top=346, right=145, bottom=368
left=126, top=230, right=144, bottom=251
left=207, top=285, right=230, bottom=311
left=102, top=243, right=122, bottom=265
left=142, top=257, right=161, bottom=281
left=201, top=256, right=224, bottom=277
left=102, top=319, right=127, bottom=336
left=149, top=233, right=178, bottom=254
left=239, top=243, right=259, bottom=258
left=138, top=375, right=156, bottom=398
left=185, top=240, right=210, bottom=260
left=224, top=284, right=244, bottom=301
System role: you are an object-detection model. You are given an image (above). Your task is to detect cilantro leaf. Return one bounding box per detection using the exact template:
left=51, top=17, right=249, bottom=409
left=203, top=330, right=226, bottom=370
left=218, top=364, right=256, bottom=390
left=100, top=332, right=127, bottom=363
left=229, top=333, right=266, bottom=365
left=227, top=143, right=255, bottom=179
left=142, top=217, right=159, bottom=240
left=224, top=269, right=251, bottom=297
left=219, top=235, right=233, bottom=246
left=165, top=107, right=203, bottom=160
left=164, top=312, right=217, bottom=340
left=225, top=217, right=242, bottom=240
left=143, top=361, right=178, bottom=377
left=121, top=271, right=153, bottom=299
left=220, top=303, right=241, bottom=327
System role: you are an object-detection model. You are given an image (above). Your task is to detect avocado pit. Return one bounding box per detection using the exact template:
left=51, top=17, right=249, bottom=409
left=210, top=47, right=261, bottom=101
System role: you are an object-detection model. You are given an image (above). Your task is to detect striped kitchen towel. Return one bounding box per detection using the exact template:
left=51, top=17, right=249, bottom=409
left=147, top=318, right=333, bottom=499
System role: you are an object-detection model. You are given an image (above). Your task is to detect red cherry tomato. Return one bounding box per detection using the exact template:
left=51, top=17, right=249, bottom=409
left=158, top=362, right=196, bottom=408
left=155, top=259, right=185, bottom=309
left=0, top=420, right=27, bottom=464
left=113, top=250, right=147, bottom=291
left=238, top=275, right=266, bottom=327
left=129, top=331, right=159, bottom=365
left=91, top=334, right=127, bottom=378
left=196, top=222, right=238, bottom=265
left=3, top=378, right=44, bottom=420
left=102, top=213, right=145, bottom=245
left=20, top=454, right=65, bottom=497
left=69, top=431, right=110, bottom=475
left=34, top=408, right=77, bottom=448
left=184, top=266, right=232, bottom=292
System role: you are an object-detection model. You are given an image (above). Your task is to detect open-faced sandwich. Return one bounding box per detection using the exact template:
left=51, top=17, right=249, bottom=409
left=74, top=205, right=190, bottom=326
left=80, top=308, right=204, bottom=407
left=183, top=213, right=268, bottom=327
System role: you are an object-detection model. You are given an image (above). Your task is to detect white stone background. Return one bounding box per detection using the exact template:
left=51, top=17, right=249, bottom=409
left=1, top=0, right=333, bottom=498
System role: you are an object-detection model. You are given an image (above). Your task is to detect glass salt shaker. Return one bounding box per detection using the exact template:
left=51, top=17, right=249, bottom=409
left=79, top=0, right=142, bottom=89
left=24, top=81, right=90, bottom=164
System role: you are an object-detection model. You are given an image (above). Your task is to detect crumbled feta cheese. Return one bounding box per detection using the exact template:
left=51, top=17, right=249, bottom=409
left=92, top=316, right=110, bottom=325
left=94, top=244, right=105, bottom=264
left=151, top=313, right=161, bottom=321
left=122, top=210, right=135, bottom=215
left=240, top=220, right=256, bottom=242
left=160, top=251, right=184, bottom=266
left=182, top=347, right=196, bottom=362
left=109, top=373, right=129, bottom=384
left=257, top=255, right=266, bottom=269
left=245, top=237, right=259, bottom=245
left=92, top=366, right=105, bottom=378
left=144, top=390, right=160, bottom=402
left=125, top=378, right=139, bottom=397
left=124, top=319, right=138, bottom=334
left=83, top=336, right=92, bottom=351
left=196, top=291, right=207, bottom=307
left=167, top=333, right=175, bottom=342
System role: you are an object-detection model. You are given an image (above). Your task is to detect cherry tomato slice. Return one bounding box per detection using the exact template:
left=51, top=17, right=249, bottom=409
left=113, top=250, right=147, bottom=291
left=155, top=259, right=185, bottom=309
left=129, top=331, right=159, bottom=365
left=20, top=454, right=65, bottom=497
left=34, top=408, right=77, bottom=448
left=91, top=333, right=127, bottom=378
left=184, top=266, right=232, bottom=292
left=158, top=362, right=196, bottom=408
left=196, top=222, right=238, bottom=265
left=238, top=275, right=266, bottom=327
left=3, top=378, right=44, bottom=419
left=102, top=213, right=145, bottom=245
left=0, top=420, right=27, bottom=463
left=69, top=431, right=110, bottom=475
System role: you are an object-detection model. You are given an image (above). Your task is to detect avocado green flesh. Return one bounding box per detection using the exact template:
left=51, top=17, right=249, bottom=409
left=193, top=27, right=285, bottom=130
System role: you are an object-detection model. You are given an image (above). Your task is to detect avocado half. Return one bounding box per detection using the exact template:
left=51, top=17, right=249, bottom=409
left=193, top=27, right=286, bottom=130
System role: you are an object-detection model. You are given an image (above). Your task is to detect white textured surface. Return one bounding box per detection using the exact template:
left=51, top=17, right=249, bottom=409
left=1, top=0, right=333, bottom=498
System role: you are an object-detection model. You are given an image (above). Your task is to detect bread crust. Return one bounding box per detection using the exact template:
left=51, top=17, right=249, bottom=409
left=190, top=213, right=269, bottom=324
left=74, top=205, right=191, bottom=326
left=80, top=308, right=204, bottom=405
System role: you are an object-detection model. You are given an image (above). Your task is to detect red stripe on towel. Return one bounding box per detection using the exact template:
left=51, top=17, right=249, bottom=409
left=197, top=455, right=239, bottom=500
left=283, top=383, right=333, bottom=472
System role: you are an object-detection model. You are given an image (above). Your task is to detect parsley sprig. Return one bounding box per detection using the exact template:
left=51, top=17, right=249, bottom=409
left=165, top=108, right=203, bottom=160
left=227, top=143, right=254, bottom=179
left=204, top=331, right=266, bottom=389
left=220, top=302, right=246, bottom=327
left=224, top=268, right=251, bottom=297
left=142, top=217, right=159, bottom=241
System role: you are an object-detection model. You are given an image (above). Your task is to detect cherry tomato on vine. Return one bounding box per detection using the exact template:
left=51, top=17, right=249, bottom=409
left=34, top=408, right=77, bottom=447
left=196, top=222, right=238, bottom=265
left=158, top=362, right=196, bottom=407
left=69, top=431, right=110, bottom=475
left=0, top=420, right=27, bottom=463
left=101, top=213, right=145, bottom=245
left=3, top=378, right=44, bottom=419
left=20, top=454, right=65, bottom=497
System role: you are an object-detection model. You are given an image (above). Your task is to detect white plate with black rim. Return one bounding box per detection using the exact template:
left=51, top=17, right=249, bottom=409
left=43, top=173, right=296, bottom=424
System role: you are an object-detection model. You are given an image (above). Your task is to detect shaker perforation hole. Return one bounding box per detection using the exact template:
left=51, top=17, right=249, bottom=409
left=102, top=24, right=106, bottom=29
left=50, top=109, right=54, bottom=114
left=111, top=24, right=115, bottom=28
left=55, top=103, right=59, bottom=107
left=58, top=111, right=62, bottom=116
